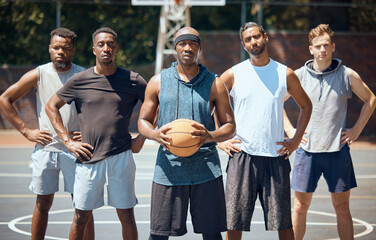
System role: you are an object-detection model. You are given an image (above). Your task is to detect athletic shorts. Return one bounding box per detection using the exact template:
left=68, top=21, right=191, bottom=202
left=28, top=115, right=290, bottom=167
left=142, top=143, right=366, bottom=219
left=291, top=145, right=357, bottom=193
left=73, top=150, right=137, bottom=211
left=226, top=151, right=292, bottom=231
left=150, top=176, right=227, bottom=236
left=29, top=148, right=76, bottom=195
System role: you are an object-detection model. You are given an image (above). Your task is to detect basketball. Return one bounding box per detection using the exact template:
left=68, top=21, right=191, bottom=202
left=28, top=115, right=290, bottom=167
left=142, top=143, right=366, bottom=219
left=165, top=118, right=201, bottom=157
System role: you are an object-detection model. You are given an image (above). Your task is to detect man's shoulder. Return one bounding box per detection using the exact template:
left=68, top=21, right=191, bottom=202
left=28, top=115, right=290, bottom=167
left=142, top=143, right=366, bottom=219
left=233, top=59, right=250, bottom=69
left=115, top=67, right=147, bottom=86
left=37, top=62, right=53, bottom=71
left=71, top=63, right=85, bottom=73
left=72, top=67, right=94, bottom=78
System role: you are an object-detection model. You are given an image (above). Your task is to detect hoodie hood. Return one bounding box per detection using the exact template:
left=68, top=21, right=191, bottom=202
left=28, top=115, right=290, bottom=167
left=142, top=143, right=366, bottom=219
left=172, top=61, right=210, bottom=87
left=304, top=58, right=342, bottom=76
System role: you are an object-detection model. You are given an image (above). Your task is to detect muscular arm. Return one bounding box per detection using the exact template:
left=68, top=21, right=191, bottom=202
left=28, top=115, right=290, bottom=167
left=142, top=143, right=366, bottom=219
left=213, top=68, right=241, bottom=156
left=138, top=75, right=171, bottom=148
left=132, top=109, right=158, bottom=153
left=277, top=68, right=312, bottom=158
left=46, top=94, right=93, bottom=161
left=341, top=68, right=376, bottom=144
left=206, top=77, right=236, bottom=142
left=0, top=68, right=53, bottom=145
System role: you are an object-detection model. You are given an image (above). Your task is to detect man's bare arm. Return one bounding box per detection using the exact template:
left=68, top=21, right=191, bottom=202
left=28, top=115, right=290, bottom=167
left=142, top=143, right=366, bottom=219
left=46, top=94, right=93, bottom=161
left=0, top=68, right=53, bottom=145
left=341, top=68, right=376, bottom=145
left=138, top=75, right=172, bottom=149
left=277, top=68, right=312, bottom=158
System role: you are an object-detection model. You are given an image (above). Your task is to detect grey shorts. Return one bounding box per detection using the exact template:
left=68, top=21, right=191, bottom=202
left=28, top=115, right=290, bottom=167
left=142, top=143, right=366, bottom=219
left=150, top=177, right=227, bottom=236
left=226, top=151, right=292, bottom=231
left=73, top=150, right=137, bottom=210
left=29, top=148, right=76, bottom=195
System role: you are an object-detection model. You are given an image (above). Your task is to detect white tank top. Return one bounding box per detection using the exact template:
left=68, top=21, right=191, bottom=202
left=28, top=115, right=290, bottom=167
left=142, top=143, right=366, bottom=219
left=36, top=62, right=84, bottom=151
left=231, top=59, right=287, bottom=157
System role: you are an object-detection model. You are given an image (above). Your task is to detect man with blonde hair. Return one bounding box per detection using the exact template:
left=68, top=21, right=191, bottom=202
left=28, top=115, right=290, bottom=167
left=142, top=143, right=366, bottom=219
left=285, top=24, right=376, bottom=240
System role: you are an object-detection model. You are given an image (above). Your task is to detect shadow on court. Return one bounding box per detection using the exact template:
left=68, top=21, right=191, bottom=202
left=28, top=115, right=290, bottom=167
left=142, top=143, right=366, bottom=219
left=0, top=131, right=375, bottom=240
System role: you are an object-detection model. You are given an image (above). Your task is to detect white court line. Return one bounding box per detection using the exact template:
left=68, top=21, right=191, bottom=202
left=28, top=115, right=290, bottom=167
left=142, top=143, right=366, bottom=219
left=2, top=221, right=376, bottom=226
left=7, top=205, right=374, bottom=240
left=1, top=172, right=376, bottom=179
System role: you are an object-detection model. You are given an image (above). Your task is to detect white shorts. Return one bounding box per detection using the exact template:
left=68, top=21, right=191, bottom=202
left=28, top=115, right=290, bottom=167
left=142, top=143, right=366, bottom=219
left=73, top=150, right=137, bottom=211
left=29, top=148, right=76, bottom=195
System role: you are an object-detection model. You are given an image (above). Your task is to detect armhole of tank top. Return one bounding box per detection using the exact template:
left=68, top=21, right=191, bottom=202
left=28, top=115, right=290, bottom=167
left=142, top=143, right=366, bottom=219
left=157, top=71, right=165, bottom=128
left=36, top=67, right=41, bottom=93
left=229, top=67, right=236, bottom=97
left=343, top=67, right=353, bottom=98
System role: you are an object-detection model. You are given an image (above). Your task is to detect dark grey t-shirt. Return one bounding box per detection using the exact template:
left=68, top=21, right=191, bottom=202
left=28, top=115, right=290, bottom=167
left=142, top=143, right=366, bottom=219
left=57, top=67, right=146, bottom=163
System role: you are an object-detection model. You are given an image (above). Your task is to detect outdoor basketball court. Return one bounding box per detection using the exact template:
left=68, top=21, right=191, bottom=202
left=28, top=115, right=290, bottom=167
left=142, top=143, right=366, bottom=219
left=0, top=134, right=375, bottom=240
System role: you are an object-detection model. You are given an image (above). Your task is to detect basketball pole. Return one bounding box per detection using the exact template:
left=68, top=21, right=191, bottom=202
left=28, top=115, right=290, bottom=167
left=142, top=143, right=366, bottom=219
left=155, top=1, right=191, bottom=75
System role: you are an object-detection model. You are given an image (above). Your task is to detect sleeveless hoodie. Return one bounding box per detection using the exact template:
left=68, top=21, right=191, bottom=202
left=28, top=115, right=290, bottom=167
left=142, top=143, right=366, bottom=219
left=295, top=58, right=352, bottom=152
left=154, top=62, right=222, bottom=186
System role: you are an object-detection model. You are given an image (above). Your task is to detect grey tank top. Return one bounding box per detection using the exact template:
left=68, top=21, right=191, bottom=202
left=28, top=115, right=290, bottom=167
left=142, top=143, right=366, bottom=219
left=36, top=62, right=84, bottom=151
left=153, top=62, right=222, bottom=186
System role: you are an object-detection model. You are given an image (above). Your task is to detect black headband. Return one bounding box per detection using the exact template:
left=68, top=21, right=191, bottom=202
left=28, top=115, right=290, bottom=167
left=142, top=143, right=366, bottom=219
left=174, top=34, right=201, bottom=49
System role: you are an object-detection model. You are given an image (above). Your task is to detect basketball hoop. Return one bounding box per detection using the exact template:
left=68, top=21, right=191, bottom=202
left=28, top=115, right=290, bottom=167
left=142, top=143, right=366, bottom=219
left=131, top=0, right=226, bottom=74
left=174, top=0, right=183, bottom=5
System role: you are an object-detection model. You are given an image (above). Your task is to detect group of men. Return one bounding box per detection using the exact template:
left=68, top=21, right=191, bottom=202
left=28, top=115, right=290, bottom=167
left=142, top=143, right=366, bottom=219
left=0, top=21, right=374, bottom=240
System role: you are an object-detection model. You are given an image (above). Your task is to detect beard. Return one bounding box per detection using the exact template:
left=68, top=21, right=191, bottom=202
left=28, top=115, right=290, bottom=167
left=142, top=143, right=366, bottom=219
left=53, top=61, right=69, bottom=70
left=250, top=41, right=266, bottom=56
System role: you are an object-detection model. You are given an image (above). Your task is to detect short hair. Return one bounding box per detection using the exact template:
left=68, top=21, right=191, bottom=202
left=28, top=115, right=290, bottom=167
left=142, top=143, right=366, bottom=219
left=50, top=28, right=77, bottom=45
left=308, top=24, right=334, bottom=45
left=92, top=27, right=118, bottom=43
left=239, top=22, right=266, bottom=43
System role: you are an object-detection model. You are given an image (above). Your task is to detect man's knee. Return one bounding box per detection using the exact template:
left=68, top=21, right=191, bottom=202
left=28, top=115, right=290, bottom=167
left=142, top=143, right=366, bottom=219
left=294, top=200, right=310, bottom=214
left=333, top=201, right=351, bottom=216
left=74, top=209, right=93, bottom=226
left=117, top=208, right=136, bottom=225
left=35, top=194, right=54, bottom=212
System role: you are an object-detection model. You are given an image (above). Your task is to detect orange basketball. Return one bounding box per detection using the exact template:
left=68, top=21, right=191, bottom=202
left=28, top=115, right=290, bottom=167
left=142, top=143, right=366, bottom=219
left=165, top=118, right=201, bottom=157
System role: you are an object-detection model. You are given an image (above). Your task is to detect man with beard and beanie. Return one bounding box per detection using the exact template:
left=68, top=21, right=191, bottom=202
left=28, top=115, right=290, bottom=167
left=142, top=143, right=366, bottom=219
left=0, top=28, right=94, bottom=240
left=138, top=27, right=236, bottom=240
left=218, top=22, right=312, bottom=240
left=46, top=27, right=147, bottom=240
left=284, top=24, right=376, bottom=240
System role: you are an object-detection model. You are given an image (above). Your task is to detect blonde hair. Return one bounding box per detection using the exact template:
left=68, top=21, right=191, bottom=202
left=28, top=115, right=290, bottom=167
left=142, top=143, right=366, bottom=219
left=308, top=24, right=334, bottom=45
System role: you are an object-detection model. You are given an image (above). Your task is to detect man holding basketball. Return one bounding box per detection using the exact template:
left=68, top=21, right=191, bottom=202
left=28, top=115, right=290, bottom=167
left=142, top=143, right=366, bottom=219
left=46, top=27, right=147, bottom=240
left=284, top=24, right=376, bottom=240
left=138, top=27, right=235, bottom=240
left=0, top=28, right=94, bottom=240
left=218, top=22, right=312, bottom=240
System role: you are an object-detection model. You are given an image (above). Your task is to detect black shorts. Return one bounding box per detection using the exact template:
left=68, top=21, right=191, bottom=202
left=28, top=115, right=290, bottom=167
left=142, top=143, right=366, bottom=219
left=226, top=151, right=292, bottom=231
left=150, top=177, right=227, bottom=236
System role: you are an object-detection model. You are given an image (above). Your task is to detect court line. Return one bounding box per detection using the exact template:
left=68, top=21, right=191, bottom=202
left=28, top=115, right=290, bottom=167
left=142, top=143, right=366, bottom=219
left=1, top=172, right=376, bottom=179
left=1, top=193, right=376, bottom=200
left=2, top=221, right=376, bottom=226
left=307, top=209, right=374, bottom=239
left=7, top=205, right=374, bottom=240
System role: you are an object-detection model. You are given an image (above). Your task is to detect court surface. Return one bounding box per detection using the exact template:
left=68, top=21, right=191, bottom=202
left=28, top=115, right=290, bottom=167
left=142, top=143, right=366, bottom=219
left=0, top=133, right=375, bottom=240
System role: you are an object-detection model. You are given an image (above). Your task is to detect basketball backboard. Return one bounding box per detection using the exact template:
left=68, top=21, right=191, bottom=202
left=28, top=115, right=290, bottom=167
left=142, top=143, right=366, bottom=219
left=131, top=0, right=225, bottom=6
